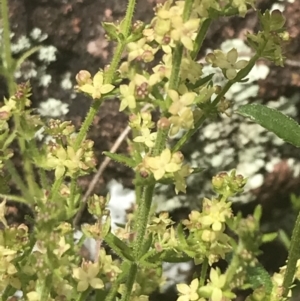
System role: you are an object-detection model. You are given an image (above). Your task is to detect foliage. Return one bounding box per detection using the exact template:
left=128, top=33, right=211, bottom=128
left=0, top=0, right=298, bottom=301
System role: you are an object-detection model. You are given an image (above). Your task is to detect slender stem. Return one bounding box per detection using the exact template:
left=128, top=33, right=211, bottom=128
left=182, top=0, right=194, bottom=21
left=199, top=257, right=208, bottom=286
left=104, top=268, right=127, bottom=301
left=68, top=177, right=77, bottom=209
left=14, top=115, right=37, bottom=197
left=74, top=100, right=101, bottom=150
left=0, top=0, right=14, bottom=96
left=4, top=159, right=31, bottom=201
left=49, top=175, right=64, bottom=201
left=121, top=0, right=136, bottom=38
left=104, top=0, right=136, bottom=84
left=282, top=210, right=300, bottom=297
left=133, top=185, right=155, bottom=259
left=120, top=263, right=138, bottom=301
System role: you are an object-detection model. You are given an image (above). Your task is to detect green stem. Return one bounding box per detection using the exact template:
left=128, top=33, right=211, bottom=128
left=120, top=263, right=138, bottom=301
left=199, top=257, right=208, bottom=286
left=74, top=100, right=101, bottom=150
left=49, top=175, right=64, bottom=201
left=282, top=210, right=300, bottom=297
left=68, top=177, right=77, bottom=209
left=121, top=0, right=136, bottom=38
left=5, top=159, right=31, bottom=201
left=0, top=0, right=15, bottom=96
left=14, top=115, right=37, bottom=197
left=104, top=0, right=136, bottom=84
left=133, top=185, right=155, bottom=259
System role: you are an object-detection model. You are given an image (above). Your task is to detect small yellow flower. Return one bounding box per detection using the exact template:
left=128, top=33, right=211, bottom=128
left=177, top=278, right=200, bottom=301
left=169, top=107, right=194, bottom=136
left=207, top=48, right=248, bottom=80
left=145, top=148, right=181, bottom=180
left=77, top=71, right=114, bottom=99
left=53, top=236, right=70, bottom=258
left=171, top=18, right=200, bottom=50
left=199, top=268, right=235, bottom=301
left=168, top=90, right=196, bottom=115
left=73, top=262, right=104, bottom=292
left=174, top=164, right=193, bottom=194
left=119, top=82, right=136, bottom=111
left=133, top=127, right=157, bottom=148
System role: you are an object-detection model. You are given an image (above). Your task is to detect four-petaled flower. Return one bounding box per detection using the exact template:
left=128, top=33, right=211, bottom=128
left=133, top=127, right=157, bottom=148
left=145, top=148, right=181, bottom=180
left=73, top=262, right=104, bottom=292
left=77, top=71, right=114, bottom=99
left=207, top=48, right=248, bottom=80
left=176, top=278, right=200, bottom=301
left=119, top=82, right=136, bottom=111
left=199, top=268, right=235, bottom=301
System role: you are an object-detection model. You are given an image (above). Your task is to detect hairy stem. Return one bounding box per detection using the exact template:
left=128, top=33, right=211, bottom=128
left=0, top=0, right=14, bottom=96
left=282, top=210, right=300, bottom=297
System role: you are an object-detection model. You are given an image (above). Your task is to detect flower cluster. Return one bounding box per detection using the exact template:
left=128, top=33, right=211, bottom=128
left=36, top=120, right=96, bottom=179
left=182, top=197, right=232, bottom=265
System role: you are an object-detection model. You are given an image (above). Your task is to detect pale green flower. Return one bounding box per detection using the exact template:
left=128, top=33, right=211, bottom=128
left=133, top=127, right=157, bottom=148
left=119, top=82, right=136, bottom=111
left=177, top=278, right=201, bottom=301
left=209, top=48, right=248, bottom=80
left=145, top=148, right=181, bottom=180
left=73, top=262, right=104, bottom=292
left=199, top=268, right=236, bottom=301
left=171, top=18, right=200, bottom=50
left=169, top=107, right=194, bottom=136
left=78, top=71, right=114, bottom=99
left=168, top=90, right=196, bottom=115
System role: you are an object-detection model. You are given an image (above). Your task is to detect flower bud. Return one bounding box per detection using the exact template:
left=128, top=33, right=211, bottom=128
left=157, top=117, right=170, bottom=129
left=75, top=70, right=92, bottom=86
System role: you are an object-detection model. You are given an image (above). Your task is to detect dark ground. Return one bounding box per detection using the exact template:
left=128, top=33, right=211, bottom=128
left=2, top=0, right=300, bottom=300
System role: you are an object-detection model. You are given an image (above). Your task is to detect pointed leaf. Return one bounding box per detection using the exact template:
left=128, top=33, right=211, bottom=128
left=101, top=22, right=119, bottom=41
left=246, top=263, right=273, bottom=296
left=160, top=249, right=192, bottom=263
left=103, top=151, right=136, bottom=168
left=236, top=104, right=300, bottom=148
left=104, top=232, right=134, bottom=261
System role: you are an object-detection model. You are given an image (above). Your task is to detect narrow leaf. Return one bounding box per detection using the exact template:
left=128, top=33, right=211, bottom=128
left=104, top=232, right=134, bottom=261
left=103, top=151, right=136, bottom=168
left=236, top=104, right=300, bottom=147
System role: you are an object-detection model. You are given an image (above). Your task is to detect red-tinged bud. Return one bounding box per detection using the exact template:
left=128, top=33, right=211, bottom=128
left=157, top=117, right=170, bottom=129
left=75, top=70, right=92, bottom=86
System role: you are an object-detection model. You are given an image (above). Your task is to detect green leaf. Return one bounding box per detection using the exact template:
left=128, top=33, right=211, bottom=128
left=160, top=249, right=192, bottom=263
left=141, top=233, right=153, bottom=255
left=236, top=104, right=300, bottom=148
left=103, top=151, right=136, bottom=168
left=101, top=22, right=119, bottom=41
left=187, top=73, right=214, bottom=90
left=246, top=263, right=273, bottom=298
left=104, top=232, right=134, bottom=262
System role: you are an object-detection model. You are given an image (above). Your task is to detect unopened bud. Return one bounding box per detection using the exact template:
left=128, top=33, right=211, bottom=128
left=172, top=151, right=184, bottom=164
left=157, top=117, right=170, bottom=129
left=75, top=70, right=92, bottom=86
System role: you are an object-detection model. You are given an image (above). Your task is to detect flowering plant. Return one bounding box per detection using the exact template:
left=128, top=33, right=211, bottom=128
left=0, top=0, right=299, bottom=301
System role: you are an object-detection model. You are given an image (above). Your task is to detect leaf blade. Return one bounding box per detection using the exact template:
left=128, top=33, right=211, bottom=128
left=236, top=104, right=300, bottom=148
